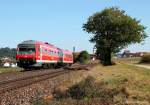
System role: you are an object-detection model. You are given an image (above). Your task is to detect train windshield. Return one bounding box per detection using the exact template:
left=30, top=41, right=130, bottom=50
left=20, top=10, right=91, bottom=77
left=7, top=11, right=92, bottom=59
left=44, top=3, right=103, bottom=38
left=18, top=45, right=35, bottom=54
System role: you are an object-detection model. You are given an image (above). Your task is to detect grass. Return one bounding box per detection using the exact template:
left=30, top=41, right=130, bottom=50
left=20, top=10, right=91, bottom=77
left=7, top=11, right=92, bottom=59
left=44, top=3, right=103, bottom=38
left=0, top=67, right=22, bottom=73
left=33, top=62, right=150, bottom=105
left=104, top=76, right=128, bottom=86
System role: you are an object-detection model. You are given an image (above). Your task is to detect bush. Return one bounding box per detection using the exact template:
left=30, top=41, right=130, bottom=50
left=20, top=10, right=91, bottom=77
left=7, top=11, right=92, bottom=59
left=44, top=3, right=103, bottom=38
left=77, top=51, right=89, bottom=64
left=140, top=55, right=150, bottom=63
left=67, top=76, right=95, bottom=99
left=0, top=59, right=2, bottom=67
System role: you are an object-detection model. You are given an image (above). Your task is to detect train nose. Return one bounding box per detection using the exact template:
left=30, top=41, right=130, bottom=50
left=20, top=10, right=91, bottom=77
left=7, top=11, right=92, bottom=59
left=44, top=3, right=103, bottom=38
left=16, top=54, right=36, bottom=68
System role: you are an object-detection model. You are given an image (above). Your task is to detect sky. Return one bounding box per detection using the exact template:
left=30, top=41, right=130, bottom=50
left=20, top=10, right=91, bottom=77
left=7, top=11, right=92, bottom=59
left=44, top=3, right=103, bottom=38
left=0, top=0, right=150, bottom=53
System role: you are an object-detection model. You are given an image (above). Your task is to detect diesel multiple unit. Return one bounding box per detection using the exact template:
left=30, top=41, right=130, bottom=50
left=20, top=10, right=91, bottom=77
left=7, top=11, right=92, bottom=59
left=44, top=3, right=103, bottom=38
left=16, top=40, right=73, bottom=69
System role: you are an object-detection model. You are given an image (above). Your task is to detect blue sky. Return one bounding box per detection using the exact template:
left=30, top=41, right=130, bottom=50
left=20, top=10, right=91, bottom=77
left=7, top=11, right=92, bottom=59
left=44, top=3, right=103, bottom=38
left=0, top=0, right=149, bottom=53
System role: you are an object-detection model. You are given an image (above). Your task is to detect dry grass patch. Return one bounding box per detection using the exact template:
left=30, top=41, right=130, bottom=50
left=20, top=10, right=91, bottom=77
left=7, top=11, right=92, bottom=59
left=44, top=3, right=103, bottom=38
left=33, top=63, right=150, bottom=105
left=88, top=63, right=150, bottom=103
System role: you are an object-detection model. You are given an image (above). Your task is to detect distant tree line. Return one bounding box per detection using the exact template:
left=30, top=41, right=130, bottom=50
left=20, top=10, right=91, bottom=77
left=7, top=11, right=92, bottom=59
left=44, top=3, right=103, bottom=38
left=0, top=47, right=16, bottom=58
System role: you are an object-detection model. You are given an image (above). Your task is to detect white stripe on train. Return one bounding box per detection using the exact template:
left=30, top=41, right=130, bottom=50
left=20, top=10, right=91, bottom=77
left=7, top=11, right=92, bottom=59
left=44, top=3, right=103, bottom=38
left=36, top=60, right=73, bottom=63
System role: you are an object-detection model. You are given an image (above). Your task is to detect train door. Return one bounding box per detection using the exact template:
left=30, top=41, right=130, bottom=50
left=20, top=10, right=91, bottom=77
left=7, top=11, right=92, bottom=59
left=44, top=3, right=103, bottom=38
left=58, top=49, right=63, bottom=63
left=39, top=45, right=43, bottom=62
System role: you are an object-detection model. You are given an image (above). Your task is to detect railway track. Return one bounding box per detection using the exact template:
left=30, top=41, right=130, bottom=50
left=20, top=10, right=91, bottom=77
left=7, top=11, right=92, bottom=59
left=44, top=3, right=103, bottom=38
left=0, top=69, right=70, bottom=94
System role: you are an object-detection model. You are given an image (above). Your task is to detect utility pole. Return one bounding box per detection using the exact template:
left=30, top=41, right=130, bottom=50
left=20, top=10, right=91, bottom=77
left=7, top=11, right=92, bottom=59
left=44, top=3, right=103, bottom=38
left=73, top=46, right=75, bottom=53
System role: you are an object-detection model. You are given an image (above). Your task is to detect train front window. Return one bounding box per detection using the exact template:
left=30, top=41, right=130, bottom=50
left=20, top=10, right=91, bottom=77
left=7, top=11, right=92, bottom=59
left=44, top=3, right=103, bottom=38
left=18, top=47, right=35, bottom=54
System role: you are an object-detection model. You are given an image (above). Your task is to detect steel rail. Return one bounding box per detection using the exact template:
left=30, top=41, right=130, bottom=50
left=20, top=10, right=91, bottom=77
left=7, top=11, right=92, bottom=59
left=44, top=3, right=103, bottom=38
left=0, top=69, right=70, bottom=94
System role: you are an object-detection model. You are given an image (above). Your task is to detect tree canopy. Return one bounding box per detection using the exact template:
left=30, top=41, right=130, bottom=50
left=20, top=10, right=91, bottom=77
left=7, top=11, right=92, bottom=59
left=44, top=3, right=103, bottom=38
left=83, top=7, right=147, bottom=65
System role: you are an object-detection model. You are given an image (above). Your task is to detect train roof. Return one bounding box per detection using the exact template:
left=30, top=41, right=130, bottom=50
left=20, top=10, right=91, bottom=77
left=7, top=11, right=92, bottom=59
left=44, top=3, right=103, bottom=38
left=19, top=40, right=54, bottom=47
left=19, top=40, right=36, bottom=45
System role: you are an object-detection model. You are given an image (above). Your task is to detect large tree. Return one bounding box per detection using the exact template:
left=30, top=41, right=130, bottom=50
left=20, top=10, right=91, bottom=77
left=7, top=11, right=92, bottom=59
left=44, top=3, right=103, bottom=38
left=83, top=7, right=147, bottom=65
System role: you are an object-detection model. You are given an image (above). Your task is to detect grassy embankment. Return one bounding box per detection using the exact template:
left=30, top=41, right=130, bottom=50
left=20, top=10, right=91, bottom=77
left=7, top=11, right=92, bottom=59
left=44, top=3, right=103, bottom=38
left=33, top=61, right=150, bottom=105
left=0, top=67, right=22, bottom=73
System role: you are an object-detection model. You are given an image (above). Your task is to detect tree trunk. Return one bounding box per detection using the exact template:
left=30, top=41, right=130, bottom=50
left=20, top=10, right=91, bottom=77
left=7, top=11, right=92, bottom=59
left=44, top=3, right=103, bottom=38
left=105, top=48, right=112, bottom=65
left=100, top=48, right=112, bottom=66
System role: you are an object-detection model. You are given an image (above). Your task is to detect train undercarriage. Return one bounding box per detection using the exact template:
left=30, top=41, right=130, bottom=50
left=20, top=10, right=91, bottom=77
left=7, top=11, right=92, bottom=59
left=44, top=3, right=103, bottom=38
left=17, top=58, right=71, bottom=69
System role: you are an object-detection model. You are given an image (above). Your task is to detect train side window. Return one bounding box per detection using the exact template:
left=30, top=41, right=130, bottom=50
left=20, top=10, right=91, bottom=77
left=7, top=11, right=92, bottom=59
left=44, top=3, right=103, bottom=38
left=45, top=49, right=47, bottom=54
left=49, top=50, right=51, bottom=54
left=48, top=50, right=50, bottom=55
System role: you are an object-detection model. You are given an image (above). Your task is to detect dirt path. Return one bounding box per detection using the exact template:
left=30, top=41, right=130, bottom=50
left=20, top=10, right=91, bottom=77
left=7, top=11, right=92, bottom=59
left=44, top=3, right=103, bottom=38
left=118, top=61, right=150, bottom=69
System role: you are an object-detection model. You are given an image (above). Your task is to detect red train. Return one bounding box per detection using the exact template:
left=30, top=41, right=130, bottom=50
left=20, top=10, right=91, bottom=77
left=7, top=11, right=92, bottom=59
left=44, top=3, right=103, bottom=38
left=16, top=40, right=73, bottom=69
